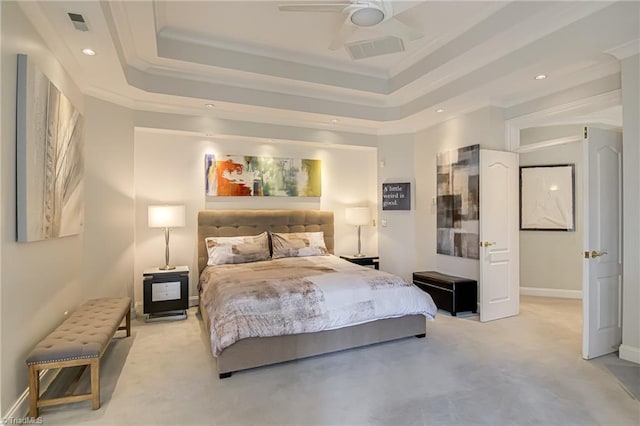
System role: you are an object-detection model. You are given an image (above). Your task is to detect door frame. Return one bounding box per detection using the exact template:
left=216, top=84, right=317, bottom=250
left=505, top=91, right=621, bottom=152
left=504, top=89, right=622, bottom=355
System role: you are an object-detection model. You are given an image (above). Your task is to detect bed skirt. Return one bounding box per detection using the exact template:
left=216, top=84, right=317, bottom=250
left=199, top=302, right=426, bottom=377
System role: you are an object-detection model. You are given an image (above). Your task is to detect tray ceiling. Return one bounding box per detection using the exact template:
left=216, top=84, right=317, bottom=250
left=17, top=1, right=638, bottom=134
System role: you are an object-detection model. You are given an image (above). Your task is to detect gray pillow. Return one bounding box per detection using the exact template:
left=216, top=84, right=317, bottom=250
left=271, top=231, right=328, bottom=259
left=206, top=232, right=270, bottom=265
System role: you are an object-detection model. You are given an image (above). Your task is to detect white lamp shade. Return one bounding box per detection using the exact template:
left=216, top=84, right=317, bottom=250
left=148, top=205, right=186, bottom=228
left=345, top=207, right=371, bottom=226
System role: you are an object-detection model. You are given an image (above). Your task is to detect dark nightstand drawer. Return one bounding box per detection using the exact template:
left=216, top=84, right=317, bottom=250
left=413, top=271, right=477, bottom=316
left=340, top=255, right=379, bottom=270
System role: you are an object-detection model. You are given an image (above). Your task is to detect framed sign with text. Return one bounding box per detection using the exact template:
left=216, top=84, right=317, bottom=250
left=382, top=182, right=411, bottom=211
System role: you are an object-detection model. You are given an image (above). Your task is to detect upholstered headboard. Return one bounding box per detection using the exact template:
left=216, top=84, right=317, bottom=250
left=197, top=210, right=334, bottom=273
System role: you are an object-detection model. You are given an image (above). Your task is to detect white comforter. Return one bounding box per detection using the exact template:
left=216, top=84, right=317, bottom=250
left=199, top=255, right=437, bottom=355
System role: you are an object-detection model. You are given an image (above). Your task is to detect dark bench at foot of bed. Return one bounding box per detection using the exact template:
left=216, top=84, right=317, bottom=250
left=412, top=271, right=477, bottom=316
left=25, top=297, right=131, bottom=417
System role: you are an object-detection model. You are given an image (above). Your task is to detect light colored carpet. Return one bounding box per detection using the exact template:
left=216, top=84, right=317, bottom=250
left=37, top=296, right=639, bottom=425
left=601, top=361, right=640, bottom=401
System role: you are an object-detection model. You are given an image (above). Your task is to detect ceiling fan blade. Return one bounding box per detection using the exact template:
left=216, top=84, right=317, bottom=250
left=376, top=18, right=423, bottom=41
left=278, top=3, right=350, bottom=13
left=329, top=17, right=357, bottom=50
left=387, top=0, right=423, bottom=16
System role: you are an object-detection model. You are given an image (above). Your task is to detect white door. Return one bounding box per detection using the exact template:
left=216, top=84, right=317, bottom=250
left=582, top=127, right=623, bottom=359
left=479, top=150, right=520, bottom=322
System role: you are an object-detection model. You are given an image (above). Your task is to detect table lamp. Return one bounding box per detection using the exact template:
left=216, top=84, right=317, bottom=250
left=345, top=207, right=371, bottom=257
left=148, top=205, right=186, bottom=270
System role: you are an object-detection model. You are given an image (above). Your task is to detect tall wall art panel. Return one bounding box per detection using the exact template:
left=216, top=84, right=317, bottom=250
left=16, top=54, right=84, bottom=242
left=436, top=144, right=479, bottom=259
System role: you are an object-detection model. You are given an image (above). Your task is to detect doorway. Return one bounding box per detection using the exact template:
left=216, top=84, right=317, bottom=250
left=506, top=99, right=624, bottom=360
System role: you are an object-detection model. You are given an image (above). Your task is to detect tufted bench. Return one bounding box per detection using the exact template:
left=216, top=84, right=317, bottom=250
left=26, top=297, right=131, bottom=417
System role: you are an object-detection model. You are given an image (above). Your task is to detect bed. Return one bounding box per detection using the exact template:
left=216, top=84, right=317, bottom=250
left=197, top=209, right=437, bottom=378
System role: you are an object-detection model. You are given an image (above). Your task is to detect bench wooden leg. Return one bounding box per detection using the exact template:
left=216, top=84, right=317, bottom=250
left=29, top=365, right=40, bottom=417
left=125, top=309, right=131, bottom=337
left=90, top=358, right=100, bottom=410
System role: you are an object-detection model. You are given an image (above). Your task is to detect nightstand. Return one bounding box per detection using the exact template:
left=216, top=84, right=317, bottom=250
left=339, top=255, right=379, bottom=270
left=143, top=266, right=189, bottom=321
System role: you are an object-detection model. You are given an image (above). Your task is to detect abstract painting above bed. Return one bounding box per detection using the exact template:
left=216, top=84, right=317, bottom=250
left=204, top=154, right=321, bottom=197
left=199, top=255, right=437, bottom=356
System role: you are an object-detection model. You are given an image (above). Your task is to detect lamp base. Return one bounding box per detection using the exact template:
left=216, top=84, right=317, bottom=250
left=353, top=253, right=366, bottom=258
left=159, top=265, right=176, bottom=270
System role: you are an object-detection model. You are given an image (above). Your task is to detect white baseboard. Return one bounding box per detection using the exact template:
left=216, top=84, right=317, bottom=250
left=3, top=368, right=60, bottom=420
left=619, top=344, right=640, bottom=364
left=189, top=296, right=199, bottom=307
left=520, top=287, right=582, bottom=299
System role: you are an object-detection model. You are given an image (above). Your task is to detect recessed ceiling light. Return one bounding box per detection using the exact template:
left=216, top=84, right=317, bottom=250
left=331, top=119, right=340, bottom=123
left=205, top=103, right=215, bottom=108
left=535, top=74, right=547, bottom=80
left=81, top=48, right=96, bottom=56
left=436, top=108, right=444, bottom=113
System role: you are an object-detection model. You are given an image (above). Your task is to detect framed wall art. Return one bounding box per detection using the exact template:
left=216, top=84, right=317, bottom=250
left=205, top=154, right=321, bottom=197
left=382, top=182, right=411, bottom=211
left=436, top=144, right=479, bottom=259
left=520, top=164, right=575, bottom=231
left=16, top=54, right=84, bottom=242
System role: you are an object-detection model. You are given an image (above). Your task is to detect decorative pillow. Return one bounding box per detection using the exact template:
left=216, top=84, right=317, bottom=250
left=271, top=231, right=328, bottom=259
left=206, top=232, right=270, bottom=266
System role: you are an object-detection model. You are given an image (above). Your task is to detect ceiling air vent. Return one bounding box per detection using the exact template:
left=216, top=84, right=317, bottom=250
left=68, top=12, right=89, bottom=32
left=345, top=36, right=404, bottom=60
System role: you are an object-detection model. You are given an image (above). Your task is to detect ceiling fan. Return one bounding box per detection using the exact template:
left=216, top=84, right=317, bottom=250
left=278, top=1, right=423, bottom=50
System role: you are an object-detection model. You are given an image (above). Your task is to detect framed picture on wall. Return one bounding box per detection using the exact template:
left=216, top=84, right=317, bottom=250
left=382, top=182, right=411, bottom=210
left=16, top=54, right=85, bottom=242
left=520, top=164, right=575, bottom=231
left=436, top=144, right=479, bottom=259
left=204, top=154, right=321, bottom=197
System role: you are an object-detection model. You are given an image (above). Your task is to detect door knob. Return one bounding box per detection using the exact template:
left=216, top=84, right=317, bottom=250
left=590, top=250, right=608, bottom=259
left=481, top=241, right=496, bottom=247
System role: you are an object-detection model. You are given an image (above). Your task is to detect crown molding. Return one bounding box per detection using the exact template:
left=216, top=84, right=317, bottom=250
left=606, top=39, right=640, bottom=60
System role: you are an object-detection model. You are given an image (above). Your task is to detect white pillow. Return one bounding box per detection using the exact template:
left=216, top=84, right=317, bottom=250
left=271, top=231, right=328, bottom=259
left=205, top=232, right=270, bottom=266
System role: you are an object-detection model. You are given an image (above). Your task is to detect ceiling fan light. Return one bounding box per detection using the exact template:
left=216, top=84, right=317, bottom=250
left=351, top=7, right=384, bottom=27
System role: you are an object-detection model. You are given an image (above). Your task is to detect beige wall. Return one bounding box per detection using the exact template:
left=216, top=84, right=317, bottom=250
left=1, top=2, right=85, bottom=412
left=0, top=0, right=4, bottom=409
left=0, top=3, right=135, bottom=412
left=378, top=107, right=506, bottom=282
left=414, top=106, right=506, bottom=280
left=377, top=133, right=416, bottom=281
left=82, top=97, right=135, bottom=301
left=621, top=53, right=640, bottom=363
left=133, top=129, right=378, bottom=310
